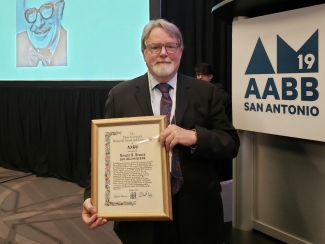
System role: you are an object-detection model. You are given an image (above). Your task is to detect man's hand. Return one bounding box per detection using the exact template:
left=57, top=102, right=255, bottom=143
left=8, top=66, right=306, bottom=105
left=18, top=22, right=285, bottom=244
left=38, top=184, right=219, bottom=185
left=82, top=198, right=108, bottom=229
left=158, top=125, right=197, bottom=150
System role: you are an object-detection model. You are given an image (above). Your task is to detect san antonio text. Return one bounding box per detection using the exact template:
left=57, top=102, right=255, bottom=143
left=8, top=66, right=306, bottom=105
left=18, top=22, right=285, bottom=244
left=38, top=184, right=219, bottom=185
left=244, top=102, right=319, bottom=116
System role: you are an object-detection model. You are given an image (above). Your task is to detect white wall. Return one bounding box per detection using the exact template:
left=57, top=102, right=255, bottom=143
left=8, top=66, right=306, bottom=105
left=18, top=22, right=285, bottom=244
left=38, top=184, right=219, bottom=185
left=234, top=131, right=325, bottom=244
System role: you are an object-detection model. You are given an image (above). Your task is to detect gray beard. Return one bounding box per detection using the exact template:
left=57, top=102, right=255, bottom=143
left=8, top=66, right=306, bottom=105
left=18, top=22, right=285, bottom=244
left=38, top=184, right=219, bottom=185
left=152, top=63, right=175, bottom=77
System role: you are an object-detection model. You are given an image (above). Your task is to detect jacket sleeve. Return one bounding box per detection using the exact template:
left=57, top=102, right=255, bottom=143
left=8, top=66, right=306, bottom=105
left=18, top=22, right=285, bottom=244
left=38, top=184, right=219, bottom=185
left=193, top=85, right=239, bottom=160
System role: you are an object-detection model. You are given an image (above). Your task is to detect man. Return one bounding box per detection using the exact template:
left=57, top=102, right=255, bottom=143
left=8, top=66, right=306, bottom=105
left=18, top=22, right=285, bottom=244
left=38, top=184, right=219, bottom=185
left=195, top=63, right=231, bottom=108
left=16, top=0, right=67, bottom=67
left=82, top=19, right=240, bottom=244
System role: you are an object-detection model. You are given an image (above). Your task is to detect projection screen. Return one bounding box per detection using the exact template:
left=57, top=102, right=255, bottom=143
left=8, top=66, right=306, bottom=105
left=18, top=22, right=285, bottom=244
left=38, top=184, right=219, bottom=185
left=0, top=0, right=160, bottom=81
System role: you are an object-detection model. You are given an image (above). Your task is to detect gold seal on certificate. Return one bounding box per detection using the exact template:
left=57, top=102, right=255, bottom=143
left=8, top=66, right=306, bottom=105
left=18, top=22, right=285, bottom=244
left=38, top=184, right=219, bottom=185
left=91, top=116, right=172, bottom=221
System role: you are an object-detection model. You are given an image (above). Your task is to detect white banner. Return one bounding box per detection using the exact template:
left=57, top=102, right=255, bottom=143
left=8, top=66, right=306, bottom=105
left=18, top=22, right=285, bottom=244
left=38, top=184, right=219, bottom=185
left=232, top=4, right=325, bottom=142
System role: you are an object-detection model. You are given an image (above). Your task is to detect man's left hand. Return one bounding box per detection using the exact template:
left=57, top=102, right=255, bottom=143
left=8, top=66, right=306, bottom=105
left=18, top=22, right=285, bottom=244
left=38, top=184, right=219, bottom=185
left=158, top=125, right=197, bottom=150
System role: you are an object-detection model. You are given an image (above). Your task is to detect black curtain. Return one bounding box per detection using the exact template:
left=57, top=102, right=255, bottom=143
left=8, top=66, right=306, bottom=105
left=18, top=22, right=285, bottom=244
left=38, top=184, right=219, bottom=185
left=161, top=0, right=232, bottom=95
left=0, top=83, right=115, bottom=186
left=162, top=0, right=233, bottom=181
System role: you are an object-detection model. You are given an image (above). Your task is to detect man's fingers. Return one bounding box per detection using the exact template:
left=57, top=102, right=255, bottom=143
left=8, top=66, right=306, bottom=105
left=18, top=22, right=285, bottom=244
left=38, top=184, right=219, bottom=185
left=90, top=217, right=108, bottom=229
left=159, top=125, right=176, bottom=147
left=165, top=135, right=178, bottom=151
left=169, top=137, right=178, bottom=150
left=83, top=198, right=97, bottom=214
left=82, top=208, right=109, bottom=229
left=83, top=212, right=98, bottom=225
left=82, top=198, right=107, bottom=229
left=159, top=129, right=170, bottom=146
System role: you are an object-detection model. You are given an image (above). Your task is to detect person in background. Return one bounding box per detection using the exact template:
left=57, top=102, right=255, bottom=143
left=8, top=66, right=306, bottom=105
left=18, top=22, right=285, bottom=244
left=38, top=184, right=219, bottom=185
left=16, top=0, right=67, bottom=67
left=82, top=19, right=240, bottom=244
left=195, top=62, right=231, bottom=108
left=195, top=63, right=233, bottom=182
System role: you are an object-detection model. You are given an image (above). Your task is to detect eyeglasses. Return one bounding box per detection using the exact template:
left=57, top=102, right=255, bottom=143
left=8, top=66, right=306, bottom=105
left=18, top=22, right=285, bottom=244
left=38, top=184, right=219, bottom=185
left=145, top=43, right=179, bottom=54
left=24, top=0, right=64, bottom=23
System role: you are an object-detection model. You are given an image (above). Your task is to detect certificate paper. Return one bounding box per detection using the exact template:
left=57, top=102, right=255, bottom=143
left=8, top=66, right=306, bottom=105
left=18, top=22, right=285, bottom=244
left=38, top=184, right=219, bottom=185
left=91, top=116, right=172, bottom=220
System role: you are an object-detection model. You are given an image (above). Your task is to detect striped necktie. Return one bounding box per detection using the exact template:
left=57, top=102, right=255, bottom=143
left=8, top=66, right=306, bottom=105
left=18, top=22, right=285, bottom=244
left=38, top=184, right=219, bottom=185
left=156, top=83, right=183, bottom=195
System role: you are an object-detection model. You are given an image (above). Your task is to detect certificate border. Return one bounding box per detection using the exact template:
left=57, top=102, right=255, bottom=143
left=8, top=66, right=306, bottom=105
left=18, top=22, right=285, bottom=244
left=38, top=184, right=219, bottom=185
left=91, top=116, right=172, bottom=220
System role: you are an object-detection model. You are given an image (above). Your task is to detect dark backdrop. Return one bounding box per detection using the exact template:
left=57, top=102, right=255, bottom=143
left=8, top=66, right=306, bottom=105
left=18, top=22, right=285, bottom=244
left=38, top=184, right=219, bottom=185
left=161, top=0, right=232, bottom=94
left=0, top=0, right=233, bottom=186
left=161, top=0, right=233, bottom=181
left=0, top=82, right=119, bottom=185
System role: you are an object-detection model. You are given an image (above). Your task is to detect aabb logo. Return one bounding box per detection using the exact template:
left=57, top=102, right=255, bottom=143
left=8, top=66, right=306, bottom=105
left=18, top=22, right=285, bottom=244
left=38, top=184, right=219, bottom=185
left=244, top=30, right=319, bottom=116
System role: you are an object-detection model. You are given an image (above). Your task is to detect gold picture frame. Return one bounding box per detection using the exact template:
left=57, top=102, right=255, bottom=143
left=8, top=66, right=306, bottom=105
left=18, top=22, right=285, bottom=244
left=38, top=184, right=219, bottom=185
left=91, top=116, right=172, bottom=221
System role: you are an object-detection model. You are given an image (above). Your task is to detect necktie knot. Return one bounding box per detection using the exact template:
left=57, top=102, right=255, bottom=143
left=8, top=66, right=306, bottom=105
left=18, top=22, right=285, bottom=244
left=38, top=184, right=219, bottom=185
left=156, top=83, right=171, bottom=94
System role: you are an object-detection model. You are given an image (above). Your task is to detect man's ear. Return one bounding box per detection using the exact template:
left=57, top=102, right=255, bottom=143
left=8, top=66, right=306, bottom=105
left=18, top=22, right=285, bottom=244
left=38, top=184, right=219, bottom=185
left=142, top=49, right=146, bottom=59
left=209, top=74, right=213, bottom=81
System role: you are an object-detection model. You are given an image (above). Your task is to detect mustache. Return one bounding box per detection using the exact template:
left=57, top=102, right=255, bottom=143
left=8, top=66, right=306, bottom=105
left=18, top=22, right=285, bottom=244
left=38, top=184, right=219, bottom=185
left=154, top=58, right=172, bottom=65
left=31, top=25, right=51, bottom=34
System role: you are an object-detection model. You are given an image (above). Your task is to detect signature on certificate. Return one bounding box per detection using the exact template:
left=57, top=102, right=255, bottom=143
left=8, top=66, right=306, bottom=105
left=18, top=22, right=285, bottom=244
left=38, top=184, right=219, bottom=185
left=114, top=194, right=128, bottom=198
left=139, top=191, right=153, bottom=198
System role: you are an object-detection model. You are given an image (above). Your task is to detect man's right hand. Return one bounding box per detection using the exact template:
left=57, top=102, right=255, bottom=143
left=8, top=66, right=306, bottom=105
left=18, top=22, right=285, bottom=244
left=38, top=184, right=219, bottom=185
left=82, top=198, right=108, bottom=229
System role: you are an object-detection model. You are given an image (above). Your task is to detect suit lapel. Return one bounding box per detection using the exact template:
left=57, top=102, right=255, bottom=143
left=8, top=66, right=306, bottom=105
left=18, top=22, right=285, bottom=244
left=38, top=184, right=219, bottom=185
left=134, top=74, right=154, bottom=116
left=133, top=73, right=191, bottom=121
left=175, top=74, right=191, bottom=125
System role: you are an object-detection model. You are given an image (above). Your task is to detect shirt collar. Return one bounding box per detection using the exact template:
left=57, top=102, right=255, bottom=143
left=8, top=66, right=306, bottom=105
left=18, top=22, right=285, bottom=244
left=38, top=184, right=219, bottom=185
left=148, top=72, right=177, bottom=91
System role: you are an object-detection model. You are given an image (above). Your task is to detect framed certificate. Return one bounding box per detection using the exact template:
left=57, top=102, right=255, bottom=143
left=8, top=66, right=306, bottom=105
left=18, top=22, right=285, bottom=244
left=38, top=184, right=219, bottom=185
left=91, top=116, right=172, bottom=221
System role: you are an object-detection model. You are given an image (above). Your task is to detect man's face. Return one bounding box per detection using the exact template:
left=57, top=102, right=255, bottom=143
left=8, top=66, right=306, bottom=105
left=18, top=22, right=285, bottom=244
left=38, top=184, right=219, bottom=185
left=196, top=73, right=213, bottom=82
left=24, top=0, right=64, bottom=49
left=142, top=27, right=183, bottom=83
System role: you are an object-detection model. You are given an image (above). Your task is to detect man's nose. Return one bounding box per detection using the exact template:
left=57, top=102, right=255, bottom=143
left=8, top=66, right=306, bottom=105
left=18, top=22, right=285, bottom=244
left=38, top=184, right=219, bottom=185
left=33, top=12, right=45, bottom=28
left=159, top=45, right=168, bottom=56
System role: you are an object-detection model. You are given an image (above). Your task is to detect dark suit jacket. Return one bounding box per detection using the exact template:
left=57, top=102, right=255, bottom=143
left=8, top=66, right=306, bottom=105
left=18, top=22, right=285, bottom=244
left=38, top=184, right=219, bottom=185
left=84, top=73, right=239, bottom=244
left=16, top=27, right=67, bottom=67
left=211, top=82, right=230, bottom=107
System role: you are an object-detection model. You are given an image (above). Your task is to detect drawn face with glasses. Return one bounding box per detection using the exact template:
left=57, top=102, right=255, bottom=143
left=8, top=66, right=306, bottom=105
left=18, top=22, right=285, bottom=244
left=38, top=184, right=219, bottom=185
left=24, top=0, right=65, bottom=49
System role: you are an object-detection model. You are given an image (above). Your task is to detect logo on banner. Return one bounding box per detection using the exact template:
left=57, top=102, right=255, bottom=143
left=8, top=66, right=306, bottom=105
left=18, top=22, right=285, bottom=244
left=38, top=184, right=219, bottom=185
left=244, top=30, right=319, bottom=116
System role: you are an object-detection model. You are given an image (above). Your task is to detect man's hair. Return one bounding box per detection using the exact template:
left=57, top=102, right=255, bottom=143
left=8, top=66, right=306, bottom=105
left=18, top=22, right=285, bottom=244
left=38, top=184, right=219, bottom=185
left=141, top=19, right=184, bottom=50
left=195, top=63, right=214, bottom=75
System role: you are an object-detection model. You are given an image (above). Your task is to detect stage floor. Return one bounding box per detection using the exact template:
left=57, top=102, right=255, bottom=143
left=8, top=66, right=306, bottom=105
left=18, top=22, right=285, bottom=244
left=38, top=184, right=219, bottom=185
left=0, top=167, right=284, bottom=244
